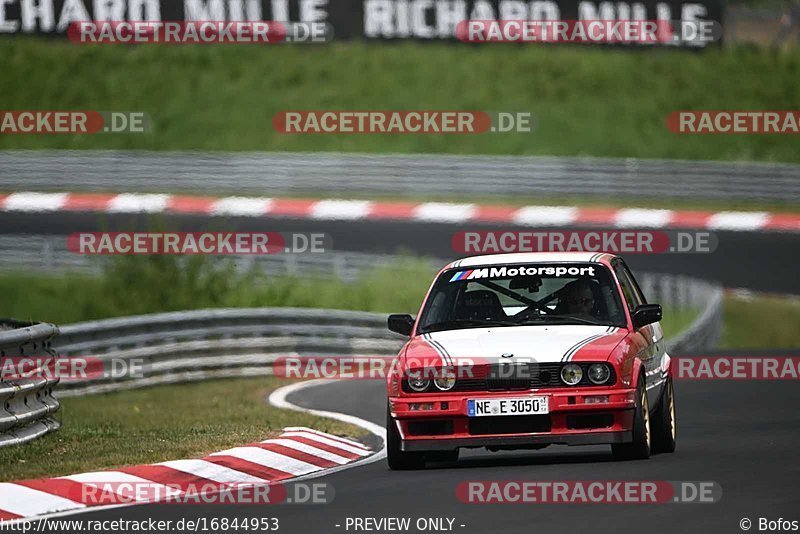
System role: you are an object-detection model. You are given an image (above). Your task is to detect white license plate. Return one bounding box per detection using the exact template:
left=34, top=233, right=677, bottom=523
left=467, top=396, right=549, bottom=417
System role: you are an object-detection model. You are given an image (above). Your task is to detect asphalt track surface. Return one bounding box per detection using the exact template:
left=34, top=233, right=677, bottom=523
left=46, top=349, right=800, bottom=534
left=1, top=211, right=799, bottom=293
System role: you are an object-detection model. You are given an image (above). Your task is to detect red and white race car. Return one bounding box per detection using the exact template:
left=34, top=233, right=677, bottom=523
left=385, top=252, right=676, bottom=469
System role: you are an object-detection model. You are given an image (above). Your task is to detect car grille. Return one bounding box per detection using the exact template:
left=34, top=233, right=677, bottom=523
left=452, top=363, right=617, bottom=392
left=401, top=363, right=616, bottom=393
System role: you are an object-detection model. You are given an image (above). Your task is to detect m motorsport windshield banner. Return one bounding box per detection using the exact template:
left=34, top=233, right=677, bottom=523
left=0, top=0, right=722, bottom=47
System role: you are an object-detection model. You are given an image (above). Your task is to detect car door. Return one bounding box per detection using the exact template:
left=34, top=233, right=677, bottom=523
left=612, top=259, right=665, bottom=407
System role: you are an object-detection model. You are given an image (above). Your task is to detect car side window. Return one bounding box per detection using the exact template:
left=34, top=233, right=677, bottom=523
left=618, top=261, right=647, bottom=305
left=426, top=291, right=450, bottom=325
left=612, top=261, right=643, bottom=312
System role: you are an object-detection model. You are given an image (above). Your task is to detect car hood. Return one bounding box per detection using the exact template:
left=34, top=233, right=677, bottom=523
left=407, top=324, right=627, bottom=366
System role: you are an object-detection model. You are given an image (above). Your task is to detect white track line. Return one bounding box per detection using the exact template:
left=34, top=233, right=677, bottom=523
left=707, top=211, right=769, bottom=230
left=211, top=197, right=273, bottom=216
left=282, top=426, right=371, bottom=450
left=3, top=192, right=67, bottom=212
left=208, top=446, right=320, bottom=476
left=513, top=205, right=578, bottom=226
left=264, top=438, right=353, bottom=464
left=62, top=471, right=184, bottom=500
left=0, top=483, right=85, bottom=518
left=412, top=202, right=475, bottom=223
left=278, top=431, right=372, bottom=457
left=614, top=208, right=674, bottom=228
left=156, top=459, right=269, bottom=485
left=310, top=200, right=372, bottom=220
left=267, top=379, right=387, bottom=480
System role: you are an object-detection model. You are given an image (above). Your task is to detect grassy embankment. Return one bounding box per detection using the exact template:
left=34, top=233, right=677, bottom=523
left=1, top=38, right=798, bottom=167
left=0, top=377, right=361, bottom=481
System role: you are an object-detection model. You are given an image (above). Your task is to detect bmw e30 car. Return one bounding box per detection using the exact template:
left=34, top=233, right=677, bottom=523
left=385, top=252, right=676, bottom=470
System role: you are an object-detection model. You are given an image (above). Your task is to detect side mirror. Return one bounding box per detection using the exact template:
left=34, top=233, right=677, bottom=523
left=388, top=314, right=415, bottom=336
left=632, top=304, right=662, bottom=329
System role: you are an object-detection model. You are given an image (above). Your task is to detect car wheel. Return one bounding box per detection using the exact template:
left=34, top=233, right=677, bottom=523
left=651, top=377, right=677, bottom=453
left=386, top=405, right=426, bottom=470
left=611, top=376, right=651, bottom=460
left=425, top=449, right=459, bottom=463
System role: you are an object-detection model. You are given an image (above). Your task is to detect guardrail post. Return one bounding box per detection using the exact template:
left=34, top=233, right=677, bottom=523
left=0, top=320, right=62, bottom=448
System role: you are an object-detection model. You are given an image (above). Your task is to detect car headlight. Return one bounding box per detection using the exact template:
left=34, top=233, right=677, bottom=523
left=560, top=363, right=583, bottom=386
left=407, top=376, right=431, bottom=392
left=434, top=373, right=456, bottom=391
left=588, top=363, right=611, bottom=385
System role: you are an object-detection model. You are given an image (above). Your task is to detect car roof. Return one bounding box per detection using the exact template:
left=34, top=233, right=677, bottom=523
left=445, top=252, right=616, bottom=269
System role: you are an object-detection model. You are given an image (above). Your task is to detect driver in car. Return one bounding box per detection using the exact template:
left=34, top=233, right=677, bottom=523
left=560, top=279, right=598, bottom=318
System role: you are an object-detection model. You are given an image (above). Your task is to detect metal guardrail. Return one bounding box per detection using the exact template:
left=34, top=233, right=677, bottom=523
left=637, top=273, right=724, bottom=354
left=638, top=272, right=722, bottom=315
left=54, top=276, right=722, bottom=397
left=0, top=235, right=425, bottom=283
left=0, top=320, right=61, bottom=447
left=667, top=285, right=724, bottom=355
left=55, top=309, right=407, bottom=396
left=2, top=150, right=799, bottom=201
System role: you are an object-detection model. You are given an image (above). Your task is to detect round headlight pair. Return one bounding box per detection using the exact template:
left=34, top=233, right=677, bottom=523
left=560, top=363, right=611, bottom=385
left=407, top=373, right=456, bottom=392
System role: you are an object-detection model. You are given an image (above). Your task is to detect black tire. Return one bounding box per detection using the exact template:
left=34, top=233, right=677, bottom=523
left=611, top=376, right=651, bottom=460
left=651, top=376, right=677, bottom=454
left=425, top=449, right=459, bottom=463
left=386, top=405, right=426, bottom=470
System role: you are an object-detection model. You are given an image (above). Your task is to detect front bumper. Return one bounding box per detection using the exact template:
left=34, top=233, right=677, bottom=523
left=390, top=387, right=636, bottom=452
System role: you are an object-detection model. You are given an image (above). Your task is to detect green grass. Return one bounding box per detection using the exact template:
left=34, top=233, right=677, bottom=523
left=721, top=294, right=800, bottom=349
left=0, top=377, right=365, bottom=481
left=659, top=308, right=700, bottom=339
left=0, top=256, right=436, bottom=325
left=2, top=38, right=800, bottom=165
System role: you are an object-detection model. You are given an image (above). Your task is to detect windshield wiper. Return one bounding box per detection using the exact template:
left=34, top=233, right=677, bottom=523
left=419, top=318, right=518, bottom=333
left=514, top=315, right=613, bottom=326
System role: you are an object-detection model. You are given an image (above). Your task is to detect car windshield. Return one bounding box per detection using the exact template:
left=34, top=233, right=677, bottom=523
left=417, top=262, right=627, bottom=333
